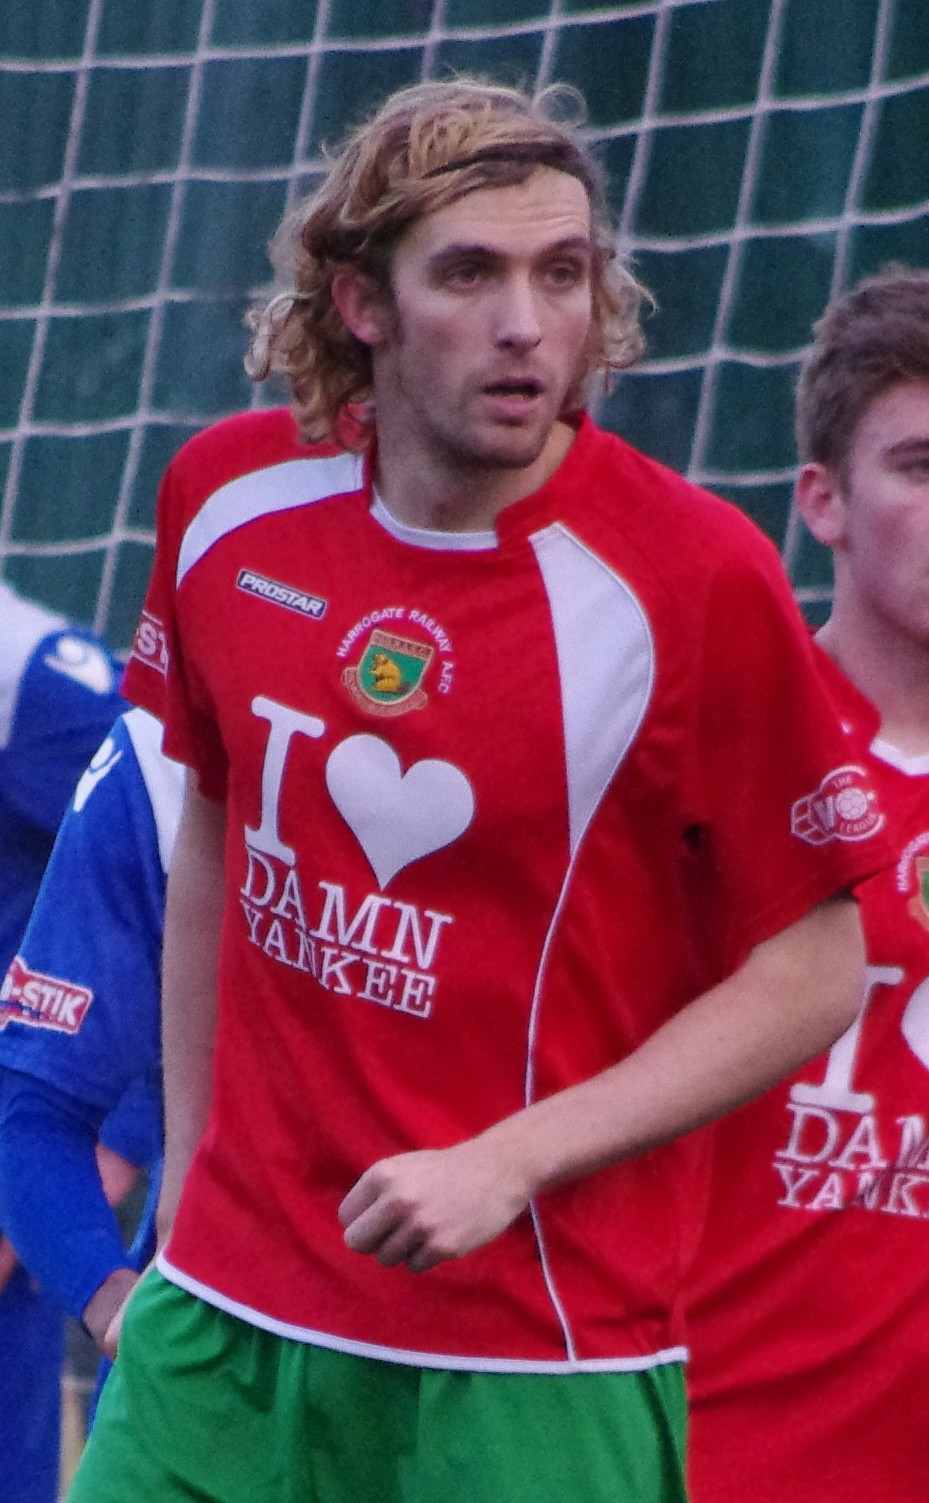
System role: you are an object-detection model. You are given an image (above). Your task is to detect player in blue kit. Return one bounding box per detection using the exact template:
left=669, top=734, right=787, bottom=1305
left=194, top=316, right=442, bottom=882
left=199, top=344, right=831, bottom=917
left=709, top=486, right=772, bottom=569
left=0, top=579, right=128, bottom=1503
left=0, top=707, right=181, bottom=1372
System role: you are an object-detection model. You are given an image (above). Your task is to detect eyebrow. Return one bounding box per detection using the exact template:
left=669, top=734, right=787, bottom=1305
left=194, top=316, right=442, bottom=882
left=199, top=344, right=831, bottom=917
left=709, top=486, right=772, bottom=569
left=428, top=235, right=594, bottom=267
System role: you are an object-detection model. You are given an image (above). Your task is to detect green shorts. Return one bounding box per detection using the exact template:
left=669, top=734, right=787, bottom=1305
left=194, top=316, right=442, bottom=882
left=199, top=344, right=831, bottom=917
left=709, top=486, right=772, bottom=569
left=68, top=1271, right=687, bottom=1503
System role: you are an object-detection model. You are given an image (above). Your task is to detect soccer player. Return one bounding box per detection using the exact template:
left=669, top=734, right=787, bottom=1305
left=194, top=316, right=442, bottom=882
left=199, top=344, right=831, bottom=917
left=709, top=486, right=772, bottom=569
left=0, top=706, right=180, bottom=1360
left=70, top=80, right=888, bottom=1503
left=686, top=265, right=929, bottom=1502
left=0, top=580, right=126, bottom=1503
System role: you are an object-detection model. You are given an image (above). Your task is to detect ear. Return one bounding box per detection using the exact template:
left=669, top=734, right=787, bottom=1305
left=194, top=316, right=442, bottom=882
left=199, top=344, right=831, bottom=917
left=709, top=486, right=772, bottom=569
left=794, top=462, right=848, bottom=548
left=330, top=267, right=390, bottom=348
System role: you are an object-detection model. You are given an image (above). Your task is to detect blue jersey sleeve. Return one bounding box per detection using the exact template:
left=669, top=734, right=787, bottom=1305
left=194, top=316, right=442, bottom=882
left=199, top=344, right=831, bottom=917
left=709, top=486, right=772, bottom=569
left=0, top=711, right=174, bottom=1107
left=0, top=1070, right=125, bottom=1319
left=0, top=709, right=180, bottom=1319
left=98, top=1072, right=163, bottom=1170
left=0, top=1070, right=164, bottom=1322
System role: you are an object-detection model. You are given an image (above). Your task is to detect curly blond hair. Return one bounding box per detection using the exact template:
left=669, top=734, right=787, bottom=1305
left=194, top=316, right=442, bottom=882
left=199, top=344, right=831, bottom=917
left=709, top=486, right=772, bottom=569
left=247, top=78, right=649, bottom=446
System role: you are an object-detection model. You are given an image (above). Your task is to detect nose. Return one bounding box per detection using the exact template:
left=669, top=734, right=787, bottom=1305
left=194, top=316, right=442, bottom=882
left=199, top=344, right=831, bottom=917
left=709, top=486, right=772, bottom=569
left=494, top=274, right=543, bottom=350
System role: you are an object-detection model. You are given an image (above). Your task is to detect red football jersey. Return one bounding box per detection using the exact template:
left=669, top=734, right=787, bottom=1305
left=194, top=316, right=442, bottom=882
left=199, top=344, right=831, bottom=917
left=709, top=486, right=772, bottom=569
left=687, top=657, right=929, bottom=1500
left=125, top=409, right=884, bottom=1372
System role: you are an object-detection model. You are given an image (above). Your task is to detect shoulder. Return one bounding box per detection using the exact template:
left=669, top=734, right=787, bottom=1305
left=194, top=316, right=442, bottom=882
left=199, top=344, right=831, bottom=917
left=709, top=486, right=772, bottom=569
left=158, top=409, right=365, bottom=582
left=0, top=583, right=66, bottom=747
left=573, top=421, right=789, bottom=603
left=0, top=584, right=123, bottom=756
left=72, top=710, right=183, bottom=878
left=167, top=408, right=359, bottom=507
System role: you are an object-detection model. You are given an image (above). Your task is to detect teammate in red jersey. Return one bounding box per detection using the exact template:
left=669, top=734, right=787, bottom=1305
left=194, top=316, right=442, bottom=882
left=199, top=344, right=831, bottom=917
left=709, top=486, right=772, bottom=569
left=687, top=265, right=929, bottom=1503
left=69, top=81, right=885, bottom=1503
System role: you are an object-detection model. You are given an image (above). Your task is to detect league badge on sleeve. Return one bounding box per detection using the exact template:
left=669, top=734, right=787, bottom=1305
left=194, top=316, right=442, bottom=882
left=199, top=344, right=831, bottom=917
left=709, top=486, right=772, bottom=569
left=790, top=764, right=884, bottom=845
left=0, top=956, right=93, bottom=1035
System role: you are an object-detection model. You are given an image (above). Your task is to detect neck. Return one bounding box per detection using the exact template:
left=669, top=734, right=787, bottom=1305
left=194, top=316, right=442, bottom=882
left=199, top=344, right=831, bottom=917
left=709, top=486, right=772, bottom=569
left=818, top=602, right=929, bottom=758
left=372, top=419, right=577, bottom=532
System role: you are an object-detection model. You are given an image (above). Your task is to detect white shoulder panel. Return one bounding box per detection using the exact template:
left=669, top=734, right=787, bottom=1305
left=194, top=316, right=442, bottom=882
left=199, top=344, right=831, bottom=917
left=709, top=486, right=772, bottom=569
left=530, top=523, right=655, bottom=856
left=124, top=706, right=186, bottom=874
left=177, top=452, right=364, bottom=587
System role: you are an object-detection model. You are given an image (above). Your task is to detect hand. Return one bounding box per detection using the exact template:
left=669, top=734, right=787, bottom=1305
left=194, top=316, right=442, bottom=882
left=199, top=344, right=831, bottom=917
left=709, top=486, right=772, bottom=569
left=81, top=1266, right=140, bottom=1358
left=338, top=1138, right=532, bottom=1274
left=96, top=1143, right=141, bottom=1208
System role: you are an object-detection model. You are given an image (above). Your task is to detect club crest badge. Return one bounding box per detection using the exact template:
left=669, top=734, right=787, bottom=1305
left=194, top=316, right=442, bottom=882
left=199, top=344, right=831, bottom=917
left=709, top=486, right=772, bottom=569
left=342, top=628, right=434, bottom=717
left=893, top=827, right=929, bottom=933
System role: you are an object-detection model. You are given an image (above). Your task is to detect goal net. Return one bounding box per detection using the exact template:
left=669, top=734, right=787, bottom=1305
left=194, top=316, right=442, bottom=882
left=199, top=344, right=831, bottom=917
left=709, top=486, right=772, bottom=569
left=2, top=0, right=927, bottom=645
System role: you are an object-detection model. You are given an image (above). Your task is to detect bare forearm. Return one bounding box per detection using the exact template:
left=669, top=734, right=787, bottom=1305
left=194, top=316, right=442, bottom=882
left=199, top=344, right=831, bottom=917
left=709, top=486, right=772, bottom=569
left=482, top=893, right=865, bottom=1198
left=341, top=893, right=865, bottom=1270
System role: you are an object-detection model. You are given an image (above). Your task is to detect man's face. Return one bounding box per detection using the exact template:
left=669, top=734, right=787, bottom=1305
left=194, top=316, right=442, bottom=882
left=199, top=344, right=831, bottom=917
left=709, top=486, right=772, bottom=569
left=372, top=167, right=595, bottom=482
left=836, top=378, right=929, bottom=646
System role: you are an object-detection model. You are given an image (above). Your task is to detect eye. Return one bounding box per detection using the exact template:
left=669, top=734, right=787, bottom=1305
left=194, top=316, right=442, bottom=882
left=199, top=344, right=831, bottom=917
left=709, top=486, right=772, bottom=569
left=895, top=455, right=929, bottom=479
left=441, top=261, right=487, bottom=291
left=542, top=259, right=587, bottom=289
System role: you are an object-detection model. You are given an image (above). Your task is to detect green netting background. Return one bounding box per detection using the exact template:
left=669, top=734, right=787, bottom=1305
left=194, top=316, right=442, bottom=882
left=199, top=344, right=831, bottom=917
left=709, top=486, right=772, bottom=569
left=1, top=0, right=927, bottom=646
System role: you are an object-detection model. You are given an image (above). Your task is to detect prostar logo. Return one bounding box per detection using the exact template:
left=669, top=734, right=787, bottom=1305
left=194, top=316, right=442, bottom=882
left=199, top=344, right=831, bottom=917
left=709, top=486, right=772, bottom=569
left=0, top=956, right=93, bottom=1035
left=790, top=764, right=884, bottom=845
left=236, top=568, right=327, bottom=620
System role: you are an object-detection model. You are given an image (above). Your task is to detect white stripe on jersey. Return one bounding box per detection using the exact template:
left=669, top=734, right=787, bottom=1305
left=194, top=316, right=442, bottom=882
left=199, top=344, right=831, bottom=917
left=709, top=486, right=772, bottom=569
left=176, top=453, right=364, bottom=587
left=124, top=707, right=185, bottom=874
left=531, top=522, right=655, bottom=856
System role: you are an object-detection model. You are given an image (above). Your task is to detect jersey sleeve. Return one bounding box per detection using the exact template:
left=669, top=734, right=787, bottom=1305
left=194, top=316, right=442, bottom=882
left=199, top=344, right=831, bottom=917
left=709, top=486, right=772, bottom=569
left=0, top=1070, right=131, bottom=1320
left=692, top=537, right=889, bottom=961
left=0, top=628, right=126, bottom=834
left=122, top=444, right=229, bottom=802
left=98, top=1072, right=163, bottom=1170
left=0, top=714, right=166, bottom=1110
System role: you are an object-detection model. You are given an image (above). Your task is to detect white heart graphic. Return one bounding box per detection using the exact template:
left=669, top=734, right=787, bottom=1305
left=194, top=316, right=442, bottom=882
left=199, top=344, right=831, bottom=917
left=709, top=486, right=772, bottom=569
left=325, top=734, right=475, bottom=888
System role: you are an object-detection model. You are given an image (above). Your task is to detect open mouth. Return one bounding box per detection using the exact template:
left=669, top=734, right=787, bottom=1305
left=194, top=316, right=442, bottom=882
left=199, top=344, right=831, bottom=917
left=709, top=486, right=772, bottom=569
left=483, top=378, right=544, bottom=401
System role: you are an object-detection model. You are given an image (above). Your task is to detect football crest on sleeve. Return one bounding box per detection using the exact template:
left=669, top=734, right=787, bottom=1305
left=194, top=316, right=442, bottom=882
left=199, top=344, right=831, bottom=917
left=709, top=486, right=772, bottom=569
left=0, top=957, right=93, bottom=1035
left=790, top=764, right=884, bottom=845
